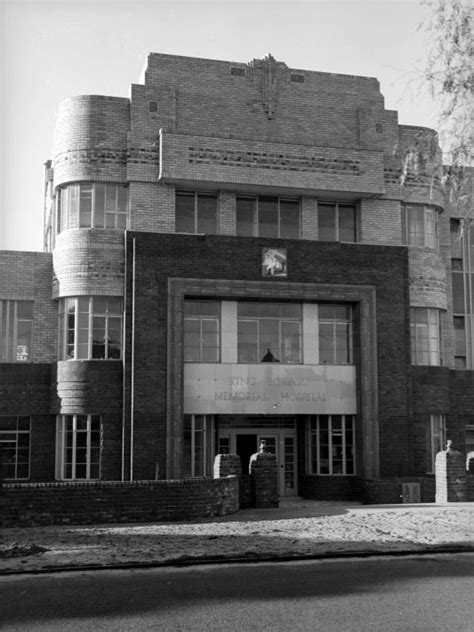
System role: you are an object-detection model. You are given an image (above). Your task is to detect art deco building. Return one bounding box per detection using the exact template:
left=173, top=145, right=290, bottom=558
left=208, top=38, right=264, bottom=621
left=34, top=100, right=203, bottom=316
left=1, top=52, right=473, bottom=503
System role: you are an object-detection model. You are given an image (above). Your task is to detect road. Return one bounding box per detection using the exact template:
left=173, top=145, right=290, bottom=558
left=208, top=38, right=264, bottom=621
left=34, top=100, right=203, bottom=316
left=1, top=554, right=473, bottom=631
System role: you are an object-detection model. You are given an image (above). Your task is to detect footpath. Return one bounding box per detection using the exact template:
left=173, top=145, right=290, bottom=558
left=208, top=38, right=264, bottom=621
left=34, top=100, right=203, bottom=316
left=1, top=500, right=473, bottom=574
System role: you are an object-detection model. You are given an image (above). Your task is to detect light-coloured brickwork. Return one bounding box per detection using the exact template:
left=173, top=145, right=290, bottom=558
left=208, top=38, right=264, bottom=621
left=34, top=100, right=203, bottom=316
left=0, top=251, right=56, bottom=362
left=360, top=199, right=402, bottom=245
left=52, top=230, right=124, bottom=298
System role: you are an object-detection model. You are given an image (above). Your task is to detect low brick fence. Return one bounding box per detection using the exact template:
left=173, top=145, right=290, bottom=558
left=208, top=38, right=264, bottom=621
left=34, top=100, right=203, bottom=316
left=357, top=477, right=436, bottom=504
left=0, top=477, right=239, bottom=527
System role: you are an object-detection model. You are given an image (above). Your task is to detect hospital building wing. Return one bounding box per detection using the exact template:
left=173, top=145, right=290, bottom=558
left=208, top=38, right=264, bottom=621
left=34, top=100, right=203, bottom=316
left=1, top=52, right=473, bottom=505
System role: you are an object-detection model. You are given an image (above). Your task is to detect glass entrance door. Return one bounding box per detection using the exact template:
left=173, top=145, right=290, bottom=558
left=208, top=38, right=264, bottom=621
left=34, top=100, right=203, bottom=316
left=230, top=430, right=297, bottom=497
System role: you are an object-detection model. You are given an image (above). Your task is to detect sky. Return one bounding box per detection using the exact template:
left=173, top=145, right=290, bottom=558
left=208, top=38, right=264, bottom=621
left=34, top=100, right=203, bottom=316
left=1, top=0, right=441, bottom=252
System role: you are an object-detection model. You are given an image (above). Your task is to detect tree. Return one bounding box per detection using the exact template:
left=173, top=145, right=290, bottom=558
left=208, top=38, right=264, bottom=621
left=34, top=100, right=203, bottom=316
left=410, top=0, right=473, bottom=227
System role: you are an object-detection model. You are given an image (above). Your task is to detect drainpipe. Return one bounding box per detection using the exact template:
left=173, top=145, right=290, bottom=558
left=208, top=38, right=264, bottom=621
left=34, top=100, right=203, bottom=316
left=130, top=237, right=136, bottom=481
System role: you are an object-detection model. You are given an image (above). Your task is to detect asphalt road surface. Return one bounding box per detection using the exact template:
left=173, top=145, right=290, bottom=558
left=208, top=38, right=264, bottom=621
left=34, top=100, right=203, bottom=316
left=1, top=554, right=473, bottom=631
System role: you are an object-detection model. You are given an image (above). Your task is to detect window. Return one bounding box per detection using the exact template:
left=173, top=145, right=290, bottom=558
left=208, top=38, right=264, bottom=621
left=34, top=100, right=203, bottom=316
left=0, top=300, right=33, bottom=362
left=183, top=414, right=214, bottom=477
left=176, top=191, right=217, bottom=234
left=56, top=414, right=101, bottom=480
left=403, top=204, right=439, bottom=248
left=318, top=304, right=352, bottom=364
left=184, top=300, right=220, bottom=362
left=410, top=308, right=442, bottom=366
left=238, top=302, right=302, bottom=364
left=451, top=218, right=474, bottom=370
left=236, top=196, right=300, bottom=238
left=454, top=316, right=467, bottom=369
left=308, top=415, right=355, bottom=475
left=56, top=183, right=128, bottom=232
left=0, top=416, right=30, bottom=479
left=427, top=414, right=446, bottom=473
left=58, top=297, right=122, bottom=360
left=318, top=202, right=356, bottom=242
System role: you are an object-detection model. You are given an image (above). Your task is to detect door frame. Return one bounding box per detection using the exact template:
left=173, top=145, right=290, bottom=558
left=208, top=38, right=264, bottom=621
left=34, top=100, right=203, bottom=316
left=221, top=428, right=298, bottom=497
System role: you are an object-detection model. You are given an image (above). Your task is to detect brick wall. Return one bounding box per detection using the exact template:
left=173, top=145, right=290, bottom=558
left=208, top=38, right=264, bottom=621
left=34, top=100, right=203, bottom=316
left=53, top=95, right=130, bottom=189
left=0, top=477, right=239, bottom=527
left=0, top=251, right=56, bottom=363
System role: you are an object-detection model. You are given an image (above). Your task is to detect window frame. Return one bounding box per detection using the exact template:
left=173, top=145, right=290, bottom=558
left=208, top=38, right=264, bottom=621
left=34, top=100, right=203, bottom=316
left=307, top=414, right=356, bottom=476
left=58, top=297, right=123, bottom=361
left=183, top=300, right=221, bottom=363
left=318, top=304, right=353, bottom=365
left=56, top=183, right=129, bottom=233
left=317, top=201, right=357, bottom=243
left=0, top=300, right=33, bottom=363
left=175, top=191, right=218, bottom=234
left=183, top=414, right=214, bottom=477
left=410, top=307, right=442, bottom=366
left=0, top=416, right=31, bottom=480
left=426, top=414, right=446, bottom=474
left=236, top=195, right=300, bottom=239
left=403, top=204, right=439, bottom=249
left=237, top=302, right=303, bottom=364
left=56, top=414, right=101, bottom=480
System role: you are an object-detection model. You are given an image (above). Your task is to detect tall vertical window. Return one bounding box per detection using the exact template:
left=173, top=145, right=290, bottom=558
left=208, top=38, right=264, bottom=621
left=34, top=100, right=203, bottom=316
left=236, top=196, right=300, bottom=238
left=176, top=191, right=217, bottom=234
left=237, top=302, right=302, bottom=364
left=410, top=307, right=442, bottom=366
left=58, top=297, right=122, bottom=360
left=426, top=414, right=446, bottom=473
left=450, top=219, right=473, bottom=369
left=0, top=300, right=33, bottom=362
left=56, top=414, right=101, bottom=480
left=56, top=183, right=128, bottom=232
left=308, top=415, right=355, bottom=475
left=318, top=202, right=356, bottom=242
left=318, top=304, right=352, bottom=364
left=183, top=300, right=220, bottom=362
left=403, top=204, right=439, bottom=248
left=0, top=416, right=30, bottom=479
left=183, top=414, right=214, bottom=477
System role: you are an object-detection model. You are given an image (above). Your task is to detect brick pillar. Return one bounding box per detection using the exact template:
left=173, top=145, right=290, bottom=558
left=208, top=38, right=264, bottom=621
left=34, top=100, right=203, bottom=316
left=213, top=453, right=242, bottom=478
left=249, top=441, right=278, bottom=508
left=435, top=441, right=468, bottom=503
left=466, top=451, right=474, bottom=502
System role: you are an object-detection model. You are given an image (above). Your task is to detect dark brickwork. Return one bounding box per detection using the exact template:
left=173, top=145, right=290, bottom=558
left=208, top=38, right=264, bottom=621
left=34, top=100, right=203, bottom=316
left=358, top=477, right=436, bottom=504
left=249, top=448, right=278, bottom=508
left=124, top=231, right=411, bottom=485
left=0, top=364, right=55, bottom=481
left=1, top=477, right=239, bottom=527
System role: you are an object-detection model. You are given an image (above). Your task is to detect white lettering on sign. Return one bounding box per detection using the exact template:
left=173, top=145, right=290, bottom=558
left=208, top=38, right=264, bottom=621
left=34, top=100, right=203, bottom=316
left=184, top=364, right=357, bottom=415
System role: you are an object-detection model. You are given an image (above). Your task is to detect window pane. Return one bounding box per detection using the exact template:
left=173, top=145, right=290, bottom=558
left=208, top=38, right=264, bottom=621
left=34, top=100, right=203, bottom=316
left=258, top=197, right=278, bottom=238
left=79, top=185, right=93, bottom=227
left=318, top=204, right=336, bottom=241
left=176, top=193, right=195, bottom=233
left=452, top=273, right=466, bottom=314
left=339, top=205, right=356, bottom=242
left=94, top=184, right=105, bottom=227
left=279, top=200, right=300, bottom=239
left=236, top=198, right=255, bottom=236
left=197, top=195, right=217, bottom=234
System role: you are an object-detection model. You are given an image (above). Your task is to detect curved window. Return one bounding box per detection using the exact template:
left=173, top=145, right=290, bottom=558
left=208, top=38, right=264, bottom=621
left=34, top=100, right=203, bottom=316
left=58, top=297, right=122, bottom=360
left=56, top=183, right=128, bottom=233
left=403, top=205, right=439, bottom=248
left=410, top=307, right=442, bottom=365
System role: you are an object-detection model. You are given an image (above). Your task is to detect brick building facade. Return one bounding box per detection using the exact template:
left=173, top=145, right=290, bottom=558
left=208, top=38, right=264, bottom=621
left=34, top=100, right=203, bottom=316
left=1, top=52, right=473, bottom=503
